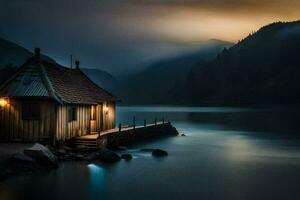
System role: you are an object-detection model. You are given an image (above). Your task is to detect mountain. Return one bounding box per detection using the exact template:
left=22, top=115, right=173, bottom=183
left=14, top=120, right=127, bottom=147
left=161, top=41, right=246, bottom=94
left=81, top=68, right=118, bottom=93
left=0, top=38, right=117, bottom=93
left=116, top=40, right=233, bottom=104
left=187, top=21, right=300, bottom=106
left=0, top=37, right=55, bottom=69
left=0, top=38, right=56, bottom=84
left=0, top=38, right=33, bottom=68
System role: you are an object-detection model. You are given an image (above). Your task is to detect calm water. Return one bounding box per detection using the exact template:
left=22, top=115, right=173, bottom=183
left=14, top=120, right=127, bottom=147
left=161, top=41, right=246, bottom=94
left=1, top=106, right=300, bottom=200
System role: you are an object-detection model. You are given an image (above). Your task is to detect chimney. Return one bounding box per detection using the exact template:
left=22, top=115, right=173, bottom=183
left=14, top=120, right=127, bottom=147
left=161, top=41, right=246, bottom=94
left=34, top=48, right=41, bottom=58
left=75, top=60, right=80, bottom=69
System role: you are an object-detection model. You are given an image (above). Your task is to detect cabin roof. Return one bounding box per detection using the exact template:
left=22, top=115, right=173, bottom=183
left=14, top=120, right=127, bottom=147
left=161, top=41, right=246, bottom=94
left=0, top=55, right=118, bottom=104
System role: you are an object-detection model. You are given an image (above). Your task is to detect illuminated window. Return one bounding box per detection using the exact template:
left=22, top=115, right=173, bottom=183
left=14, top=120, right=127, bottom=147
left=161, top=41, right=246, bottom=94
left=22, top=102, right=40, bottom=120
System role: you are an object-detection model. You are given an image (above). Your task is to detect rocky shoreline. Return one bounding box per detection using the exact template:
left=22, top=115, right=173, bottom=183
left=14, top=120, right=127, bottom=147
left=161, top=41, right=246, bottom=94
left=0, top=143, right=169, bottom=182
left=0, top=121, right=179, bottom=182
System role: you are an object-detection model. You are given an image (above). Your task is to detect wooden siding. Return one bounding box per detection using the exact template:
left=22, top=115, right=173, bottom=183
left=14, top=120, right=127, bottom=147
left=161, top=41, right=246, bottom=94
left=0, top=99, right=56, bottom=142
left=89, top=102, right=116, bottom=134
left=0, top=100, right=116, bottom=142
left=55, top=105, right=90, bottom=141
left=90, top=104, right=103, bottom=133
left=56, top=102, right=116, bottom=141
left=103, top=102, right=116, bottom=130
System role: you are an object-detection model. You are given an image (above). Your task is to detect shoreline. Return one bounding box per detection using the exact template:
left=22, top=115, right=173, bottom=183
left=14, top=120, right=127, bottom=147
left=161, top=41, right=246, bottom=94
left=0, top=123, right=178, bottom=182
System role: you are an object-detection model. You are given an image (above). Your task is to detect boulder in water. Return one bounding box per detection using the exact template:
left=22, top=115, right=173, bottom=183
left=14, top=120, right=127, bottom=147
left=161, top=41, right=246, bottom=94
left=13, top=154, right=36, bottom=163
left=98, top=148, right=120, bottom=163
left=24, top=143, right=58, bottom=167
left=121, top=154, right=132, bottom=160
left=74, top=154, right=85, bottom=161
left=117, top=146, right=127, bottom=151
left=140, top=148, right=155, bottom=152
left=152, top=149, right=168, bottom=157
left=58, top=149, right=67, bottom=155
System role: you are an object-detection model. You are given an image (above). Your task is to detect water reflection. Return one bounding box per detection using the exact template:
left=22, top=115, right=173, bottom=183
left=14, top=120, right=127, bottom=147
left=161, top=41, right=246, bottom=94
left=118, top=106, right=300, bottom=134
left=187, top=110, right=300, bottom=134
left=87, top=164, right=107, bottom=197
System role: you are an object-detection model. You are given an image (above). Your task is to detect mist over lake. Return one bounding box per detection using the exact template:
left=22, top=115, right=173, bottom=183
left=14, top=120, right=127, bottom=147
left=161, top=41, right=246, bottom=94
left=1, top=106, right=300, bottom=200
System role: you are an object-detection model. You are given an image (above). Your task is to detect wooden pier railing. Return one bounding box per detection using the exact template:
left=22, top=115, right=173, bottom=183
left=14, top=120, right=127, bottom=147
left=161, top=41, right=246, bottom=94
left=102, top=121, right=178, bottom=148
left=75, top=117, right=177, bottom=149
left=117, top=116, right=167, bottom=132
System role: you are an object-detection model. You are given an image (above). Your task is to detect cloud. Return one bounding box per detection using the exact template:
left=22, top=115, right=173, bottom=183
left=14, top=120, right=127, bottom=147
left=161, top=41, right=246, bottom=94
left=127, top=0, right=300, bottom=13
left=0, top=0, right=299, bottom=76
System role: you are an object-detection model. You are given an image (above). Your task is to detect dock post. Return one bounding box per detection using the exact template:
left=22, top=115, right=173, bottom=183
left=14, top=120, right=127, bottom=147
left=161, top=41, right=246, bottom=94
left=133, top=116, right=136, bottom=130
left=119, top=123, right=122, bottom=132
left=144, top=119, right=146, bottom=127
left=155, top=118, right=157, bottom=126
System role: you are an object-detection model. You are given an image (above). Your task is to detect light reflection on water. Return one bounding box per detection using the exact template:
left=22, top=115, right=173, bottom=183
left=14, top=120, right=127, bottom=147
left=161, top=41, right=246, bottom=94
left=87, top=164, right=107, bottom=196
left=1, top=106, right=300, bottom=200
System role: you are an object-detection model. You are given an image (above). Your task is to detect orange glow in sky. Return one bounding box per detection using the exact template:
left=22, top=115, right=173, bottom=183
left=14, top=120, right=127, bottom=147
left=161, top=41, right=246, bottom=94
left=115, top=2, right=300, bottom=43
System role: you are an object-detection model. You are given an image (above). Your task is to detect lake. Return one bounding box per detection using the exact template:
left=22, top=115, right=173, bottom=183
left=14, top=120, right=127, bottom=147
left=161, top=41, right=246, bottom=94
left=1, top=106, right=300, bottom=200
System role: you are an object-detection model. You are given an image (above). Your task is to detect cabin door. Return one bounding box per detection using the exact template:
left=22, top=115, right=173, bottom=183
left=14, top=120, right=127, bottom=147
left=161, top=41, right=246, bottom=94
left=90, top=104, right=103, bottom=134
left=90, top=105, right=97, bottom=134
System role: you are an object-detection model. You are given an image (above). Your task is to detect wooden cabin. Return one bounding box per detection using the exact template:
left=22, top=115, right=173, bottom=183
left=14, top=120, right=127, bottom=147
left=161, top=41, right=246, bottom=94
left=0, top=48, right=118, bottom=143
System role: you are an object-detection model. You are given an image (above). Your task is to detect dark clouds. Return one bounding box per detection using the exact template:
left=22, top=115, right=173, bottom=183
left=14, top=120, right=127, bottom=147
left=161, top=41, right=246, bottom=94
left=0, top=0, right=299, bottom=76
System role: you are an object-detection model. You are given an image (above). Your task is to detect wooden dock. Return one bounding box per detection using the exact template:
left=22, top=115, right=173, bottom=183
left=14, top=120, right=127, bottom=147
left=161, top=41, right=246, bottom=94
left=75, top=122, right=178, bottom=149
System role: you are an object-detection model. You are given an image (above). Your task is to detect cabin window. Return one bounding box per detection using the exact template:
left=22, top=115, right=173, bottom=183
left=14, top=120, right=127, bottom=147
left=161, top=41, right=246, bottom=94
left=68, top=107, right=77, bottom=122
left=90, top=105, right=96, bottom=120
left=22, top=102, right=40, bottom=120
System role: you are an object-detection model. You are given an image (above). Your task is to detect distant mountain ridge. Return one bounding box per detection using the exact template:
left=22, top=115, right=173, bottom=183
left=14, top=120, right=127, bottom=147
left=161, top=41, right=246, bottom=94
left=0, top=38, right=33, bottom=68
left=187, top=20, right=300, bottom=105
left=0, top=37, right=55, bottom=69
left=116, top=40, right=233, bottom=104
left=81, top=68, right=118, bottom=93
left=0, top=38, right=117, bottom=91
left=2, top=20, right=299, bottom=106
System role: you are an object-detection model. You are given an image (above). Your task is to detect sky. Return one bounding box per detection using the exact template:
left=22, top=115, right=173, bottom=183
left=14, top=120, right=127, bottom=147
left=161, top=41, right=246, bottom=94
left=0, top=0, right=300, bottom=76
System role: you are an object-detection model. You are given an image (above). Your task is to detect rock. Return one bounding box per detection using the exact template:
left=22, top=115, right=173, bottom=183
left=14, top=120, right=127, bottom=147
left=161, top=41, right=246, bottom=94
left=121, top=154, right=132, bottom=161
left=181, top=134, right=187, bottom=137
left=23, top=165, right=36, bottom=171
left=61, top=154, right=72, bottom=161
left=5, top=169, right=15, bottom=175
left=74, top=154, right=85, bottom=161
left=85, top=156, right=94, bottom=161
left=117, top=146, right=127, bottom=151
left=58, top=149, right=67, bottom=154
left=140, top=148, right=155, bottom=152
left=75, top=145, right=86, bottom=151
left=24, top=143, right=58, bottom=167
left=0, top=171, right=8, bottom=181
left=13, top=154, right=36, bottom=163
left=152, top=149, right=168, bottom=157
left=98, top=148, right=120, bottom=163
left=88, top=152, right=98, bottom=160
left=57, top=156, right=65, bottom=161
left=61, top=145, right=73, bottom=151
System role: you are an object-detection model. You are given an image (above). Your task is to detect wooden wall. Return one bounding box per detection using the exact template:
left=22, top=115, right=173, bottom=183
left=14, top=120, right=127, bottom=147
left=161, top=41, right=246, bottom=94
left=103, top=102, right=116, bottom=130
left=56, top=102, right=116, bottom=141
left=90, top=104, right=103, bottom=133
left=89, top=102, right=116, bottom=134
left=0, top=99, right=57, bottom=142
left=55, top=105, right=90, bottom=141
left=0, top=100, right=116, bottom=142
